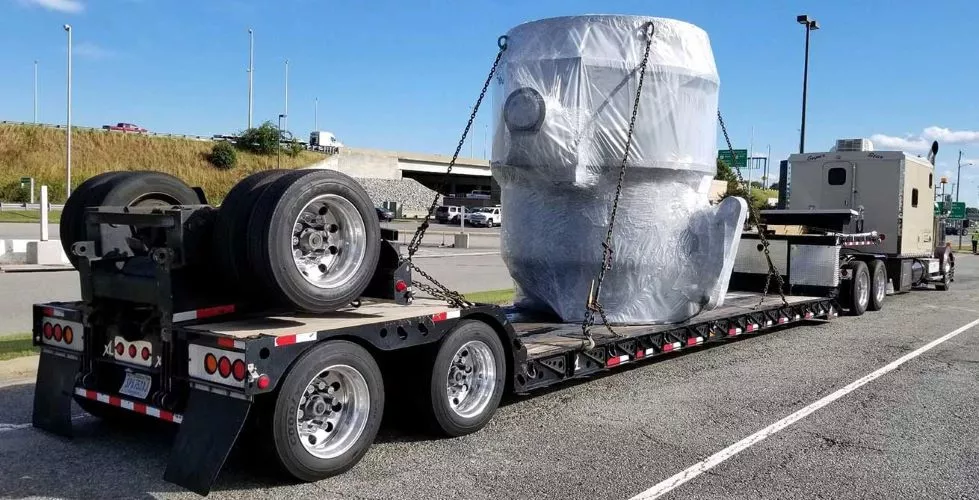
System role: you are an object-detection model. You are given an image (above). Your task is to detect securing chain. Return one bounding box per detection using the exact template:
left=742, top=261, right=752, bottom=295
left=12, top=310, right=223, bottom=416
left=400, top=36, right=509, bottom=308
left=716, top=111, right=788, bottom=307
left=580, top=22, right=656, bottom=343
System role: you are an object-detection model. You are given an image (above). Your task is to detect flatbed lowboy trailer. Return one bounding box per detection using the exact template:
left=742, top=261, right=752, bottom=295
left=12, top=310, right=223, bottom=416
left=30, top=203, right=842, bottom=496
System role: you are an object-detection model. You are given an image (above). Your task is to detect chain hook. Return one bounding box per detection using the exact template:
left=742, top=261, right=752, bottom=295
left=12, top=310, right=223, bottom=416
left=497, top=35, right=509, bottom=50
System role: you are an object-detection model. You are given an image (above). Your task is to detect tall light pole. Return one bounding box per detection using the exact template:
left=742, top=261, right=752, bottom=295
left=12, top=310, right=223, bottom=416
left=247, top=29, right=254, bottom=129
left=277, top=114, right=286, bottom=169
left=283, top=59, right=289, bottom=133
left=956, top=150, right=973, bottom=249
left=64, top=24, right=72, bottom=199
left=797, top=15, right=819, bottom=154
left=33, top=60, right=38, bottom=124
left=314, top=97, right=318, bottom=130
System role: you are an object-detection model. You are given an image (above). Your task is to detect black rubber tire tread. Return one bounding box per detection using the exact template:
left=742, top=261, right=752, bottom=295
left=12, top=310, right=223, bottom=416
left=270, top=340, right=384, bottom=482
left=423, top=319, right=505, bottom=437
left=213, top=169, right=291, bottom=288
left=60, top=171, right=135, bottom=267
left=847, top=260, right=870, bottom=316
left=867, top=259, right=886, bottom=311
left=97, top=171, right=199, bottom=209
left=247, top=169, right=381, bottom=312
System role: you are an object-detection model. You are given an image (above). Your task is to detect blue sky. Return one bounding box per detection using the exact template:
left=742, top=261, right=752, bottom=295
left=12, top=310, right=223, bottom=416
left=3, top=0, right=979, bottom=199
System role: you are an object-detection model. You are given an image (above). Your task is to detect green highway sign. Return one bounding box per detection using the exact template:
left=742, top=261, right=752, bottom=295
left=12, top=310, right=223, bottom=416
left=718, top=149, right=748, bottom=170
left=935, top=201, right=967, bottom=219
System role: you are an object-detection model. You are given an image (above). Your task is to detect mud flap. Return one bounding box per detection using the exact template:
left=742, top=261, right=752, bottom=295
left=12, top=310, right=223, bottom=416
left=163, top=388, right=251, bottom=496
left=31, top=351, right=81, bottom=437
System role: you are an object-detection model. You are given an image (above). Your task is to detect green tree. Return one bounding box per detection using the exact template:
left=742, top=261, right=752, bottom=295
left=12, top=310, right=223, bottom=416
left=236, top=121, right=280, bottom=155
left=208, top=141, right=238, bottom=169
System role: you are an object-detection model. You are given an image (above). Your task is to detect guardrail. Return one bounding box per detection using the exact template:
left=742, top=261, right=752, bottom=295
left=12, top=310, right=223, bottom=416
left=0, top=202, right=65, bottom=211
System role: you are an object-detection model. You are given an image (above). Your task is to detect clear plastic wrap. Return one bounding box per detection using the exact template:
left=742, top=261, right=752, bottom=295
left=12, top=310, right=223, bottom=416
left=491, top=15, right=747, bottom=324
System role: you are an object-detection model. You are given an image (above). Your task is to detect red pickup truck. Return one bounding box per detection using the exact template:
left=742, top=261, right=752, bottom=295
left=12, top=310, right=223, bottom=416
left=102, top=122, right=148, bottom=133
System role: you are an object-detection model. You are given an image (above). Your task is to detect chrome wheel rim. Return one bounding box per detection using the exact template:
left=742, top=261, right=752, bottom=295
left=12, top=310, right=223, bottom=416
left=874, top=268, right=886, bottom=304
left=296, top=364, right=370, bottom=459
left=446, top=340, right=496, bottom=419
left=856, top=270, right=870, bottom=308
left=291, top=194, right=367, bottom=289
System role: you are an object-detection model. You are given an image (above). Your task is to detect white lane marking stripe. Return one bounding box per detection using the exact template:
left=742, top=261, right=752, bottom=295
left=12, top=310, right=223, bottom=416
left=628, top=316, right=979, bottom=500
left=0, top=415, right=91, bottom=433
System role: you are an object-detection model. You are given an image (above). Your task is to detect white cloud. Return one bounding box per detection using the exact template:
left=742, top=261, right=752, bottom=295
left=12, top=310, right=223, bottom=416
left=19, top=0, right=83, bottom=13
left=73, top=42, right=114, bottom=59
left=871, top=126, right=979, bottom=153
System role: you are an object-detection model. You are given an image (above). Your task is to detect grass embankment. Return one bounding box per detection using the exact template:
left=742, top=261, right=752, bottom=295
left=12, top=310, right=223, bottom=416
left=0, top=124, right=323, bottom=203
left=465, top=289, right=514, bottom=305
left=0, top=334, right=35, bottom=361
left=0, top=210, right=62, bottom=223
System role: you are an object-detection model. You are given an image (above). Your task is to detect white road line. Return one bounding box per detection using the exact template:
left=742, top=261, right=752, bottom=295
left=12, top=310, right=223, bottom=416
left=629, top=316, right=979, bottom=500
left=0, top=414, right=91, bottom=434
left=413, top=251, right=500, bottom=258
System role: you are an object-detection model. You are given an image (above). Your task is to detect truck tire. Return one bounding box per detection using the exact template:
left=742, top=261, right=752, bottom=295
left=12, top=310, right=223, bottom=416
left=212, top=169, right=290, bottom=289
left=269, top=340, right=384, bottom=482
left=60, top=171, right=200, bottom=268
left=867, top=260, right=887, bottom=311
left=247, top=169, right=381, bottom=312
left=844, top=261, right=870, bottom=316
left=423, top=319, right=505, bottom=437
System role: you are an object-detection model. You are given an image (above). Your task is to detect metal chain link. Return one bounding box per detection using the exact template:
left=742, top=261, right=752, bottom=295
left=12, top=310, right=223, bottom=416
left=400, top=36, right=510, bottom=308
left=716, top=112, right=788, bottom=307
left=580, top=22, right=656, bottom=342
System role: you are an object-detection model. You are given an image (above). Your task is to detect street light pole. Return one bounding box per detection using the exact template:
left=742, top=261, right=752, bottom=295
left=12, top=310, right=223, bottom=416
left=284, top=59, right=289, bottom=133
left=797, top=15, right=819, bottom=154
left=277, top=114, right=286, bottom=169
left=314, top=97, right=318, bottom=130
left=64, top=24, right=72, bottom=199
left=247, top=29, right=254, bottom=129
left=33, top=60, right=38, bottom=124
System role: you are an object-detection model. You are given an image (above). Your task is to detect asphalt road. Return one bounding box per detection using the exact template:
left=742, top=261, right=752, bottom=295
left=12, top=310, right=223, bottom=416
left=2, top=257, right=979, bottom=499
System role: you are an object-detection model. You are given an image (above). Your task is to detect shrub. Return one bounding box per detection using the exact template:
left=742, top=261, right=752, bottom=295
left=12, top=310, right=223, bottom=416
left=235, top=121, right=280, bottom=155
left=208, top=141, right=238, bottom=169
left=285, top=139, right=304, bottom=158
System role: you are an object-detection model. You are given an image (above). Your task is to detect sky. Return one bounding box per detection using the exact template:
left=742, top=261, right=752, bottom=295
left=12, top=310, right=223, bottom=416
left=3, top=0, right=979, bottom=201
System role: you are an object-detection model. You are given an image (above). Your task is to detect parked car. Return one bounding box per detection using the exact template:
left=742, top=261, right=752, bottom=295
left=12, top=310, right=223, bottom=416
left=375, top=207, right=395, bottom=222
left=103, top=122, right=148, bottom=133
left=435, top=205, right=466, bottom=224
left=468, top=206, right=502, bottom=227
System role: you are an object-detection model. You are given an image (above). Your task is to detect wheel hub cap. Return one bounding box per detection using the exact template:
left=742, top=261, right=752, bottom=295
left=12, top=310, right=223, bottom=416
left=291, top=195, right=368, bottom=289
left=296, top=365, right=370, bottom=459
left=446, top=340, right=497, bottom=419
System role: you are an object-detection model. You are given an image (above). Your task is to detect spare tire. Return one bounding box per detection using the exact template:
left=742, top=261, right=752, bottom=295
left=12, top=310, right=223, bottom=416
left=247, top=169, right=381, bottom=312
left=213, top=169, right=291, bottom=289
left=60, top=171, right=201, bottom=268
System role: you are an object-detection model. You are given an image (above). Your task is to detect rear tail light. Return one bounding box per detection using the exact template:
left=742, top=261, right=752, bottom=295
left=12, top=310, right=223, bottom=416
left=188, top=344, right=248, bottom=388
left=108, top=336, right=155, bottom=367
left=218, top=356, right=232, bottom=378
left=38, top=317, right=84, bottom=352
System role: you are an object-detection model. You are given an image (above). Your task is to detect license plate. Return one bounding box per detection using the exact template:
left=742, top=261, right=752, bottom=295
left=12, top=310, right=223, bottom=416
left=119, top=372, right=152, bottom=400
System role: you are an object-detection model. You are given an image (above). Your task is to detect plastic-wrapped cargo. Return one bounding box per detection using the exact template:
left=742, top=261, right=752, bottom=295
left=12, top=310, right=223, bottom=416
left=491, top=15, right=747, bottom=324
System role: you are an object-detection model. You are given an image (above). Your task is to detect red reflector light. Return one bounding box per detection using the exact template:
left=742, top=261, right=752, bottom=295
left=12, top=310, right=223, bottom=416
left=232, top=359, right=246, bottom=381
left=53, top=325, right=63, bottom=342
left=63, top=326, right=74, bottom=345
left=115, top=342, right=125, bottom=355
left=686, top=337, right=697, bottom=346
left=204, top=353, right=218, bottom=374
left=395, top=280, right=408, bottom=293
left=43, top=322, right=53, bottom=339
left=879, top=234, right=886, bottom=241
left=257, top=374, right=271, bottom=390
left=129, top=345, right=137, bottom=358
left=141, top=347, right=151, bottom=360
left=218, top=356, right=232, bottom=378
left=216, top=337, right=236, bottom=349
left=197, top=304, right=235, bottom=319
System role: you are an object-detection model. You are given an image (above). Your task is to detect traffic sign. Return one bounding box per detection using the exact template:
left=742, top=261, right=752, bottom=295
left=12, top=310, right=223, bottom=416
left=717, top=149, right=748, bottom=170
left=19, top=177, right=31, bottom=187
left=935, top=201, right=967, bottom=219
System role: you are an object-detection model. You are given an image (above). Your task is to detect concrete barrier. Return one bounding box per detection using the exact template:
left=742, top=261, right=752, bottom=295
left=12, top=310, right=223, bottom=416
left=0, top=239, right=69, bottom=265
